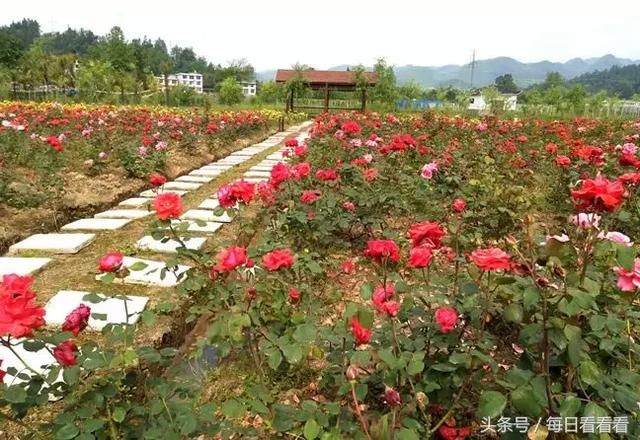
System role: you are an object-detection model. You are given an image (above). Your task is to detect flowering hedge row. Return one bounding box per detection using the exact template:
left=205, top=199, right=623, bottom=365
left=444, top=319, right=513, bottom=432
left=2, top=111, right=640, bottom=438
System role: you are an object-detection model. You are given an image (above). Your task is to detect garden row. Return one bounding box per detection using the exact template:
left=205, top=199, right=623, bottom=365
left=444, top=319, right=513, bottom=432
left=0, top=119, right=313, bottom=438
left=0, top=101, right=305, bottom=253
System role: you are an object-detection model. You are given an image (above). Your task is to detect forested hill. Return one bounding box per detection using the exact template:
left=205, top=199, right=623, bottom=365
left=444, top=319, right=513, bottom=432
left=570, top=64, right=640, bottom=99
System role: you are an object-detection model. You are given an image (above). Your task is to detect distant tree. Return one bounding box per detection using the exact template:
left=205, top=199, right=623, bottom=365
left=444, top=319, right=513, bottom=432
left=0, top=31, right=23, bottom=68
left=41, top=28, right=98, bottom=55
left=102, top=27, right=135, bottom=101
left=371, top=57, right=398, bottom=105
left=566, top=84, right=588, bottom=113
left=541, top=72, right=564, bottom=90
left=78, top=60, right=116, bottom=98
left=218, top=76, right=243, bottom=105
left=20, top=40, right=55, bottom=89
left=3, top=19, right=40, bottom=49
left=494, top=74, right=519, bottom=93
left=258, top=80, right=281, bottom=103
left=283, top=63, right=311, bottom=110
left=397, top=80, right=423, bottom=100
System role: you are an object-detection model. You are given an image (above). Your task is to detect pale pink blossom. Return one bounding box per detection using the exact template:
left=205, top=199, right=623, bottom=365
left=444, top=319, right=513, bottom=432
left=365, top=139, right=378, bottom=148
left=420, top=161, right=439, bottom=180
left=350, top=138, right=363, bottom=147
left=614, top=258, right=640, bottom=292
left=572, top=213, right=601, bottom=229
left=598, top=231, right=633, bottom=246
left=540, top=234, right=570, bottom=245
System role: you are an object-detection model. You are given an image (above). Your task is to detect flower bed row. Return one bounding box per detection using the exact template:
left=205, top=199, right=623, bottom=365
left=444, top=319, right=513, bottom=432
left=3, top=112, right=640, bottom=438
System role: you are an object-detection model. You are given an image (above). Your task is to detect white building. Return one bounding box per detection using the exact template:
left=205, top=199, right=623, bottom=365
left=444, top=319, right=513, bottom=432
left=468, top=94, right=518, bottom=112
left=156, top=72, right=203, bottom=93
left=240, top=80, right=257, bottom=96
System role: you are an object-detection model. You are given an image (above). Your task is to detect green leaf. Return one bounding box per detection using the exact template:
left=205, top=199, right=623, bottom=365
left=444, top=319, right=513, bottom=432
left=478, top=391, right=507, bottom=418
left=511, top=385, right=543, bottom=417
left=100, top=272, right=116, bottom=284
left=397, top=428, right=420, bottom=440
left=583, top=402, right=608, bottom=419
left=112, top=407, right=126, bottom=423
left=578, top=360, right=600, bottom=386
left=128, top=262, right=148, bottom=271
left=360, top=283, right=373, bottom=300
left=304, top=419, right=321, bottom=439
left=55, top=424, right=80, bottom=440
left=22, top=340, right=46, bottom=352
left=378, top=348, right=397, bottom=369
left=267, top=349, right=283, bottom=370
left=82, top=292, right=105, bottom=303
left=63, top=366, right=81, bottom=385
left=293, top=324, right=316, bottom=344
left=616, top=245, right=635, bottom=271
left=407, top=359, right=424, bottom=375
left=567, top=335, right=583, bottom=367
left=4, top=385, right=27, bottom=403
left=523, top=287, right=540, bottom=309
left=559, top=396, right=582, bottom=417
left=503, top=304, right=523, bottom=323
left=221, top=399, right=244, bottom=418
left=281, top=343, right=303, bottom=364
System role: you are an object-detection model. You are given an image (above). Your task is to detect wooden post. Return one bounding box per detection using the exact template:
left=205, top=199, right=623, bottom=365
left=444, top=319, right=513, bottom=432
left=324, top=82, right=329, bottom=113
left=361, top=88, right=367, bottom=112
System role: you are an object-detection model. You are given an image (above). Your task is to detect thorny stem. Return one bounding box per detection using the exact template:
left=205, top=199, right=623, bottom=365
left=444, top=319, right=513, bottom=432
left=350, top=381, right=373, bottom=440
left=428, top=379, right=468, bottom=435
left=390, top=319, right=401, bottom=355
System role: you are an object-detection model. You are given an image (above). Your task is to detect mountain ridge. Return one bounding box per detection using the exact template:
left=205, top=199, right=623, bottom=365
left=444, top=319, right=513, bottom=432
left=256, top=55, right=639, bottom=88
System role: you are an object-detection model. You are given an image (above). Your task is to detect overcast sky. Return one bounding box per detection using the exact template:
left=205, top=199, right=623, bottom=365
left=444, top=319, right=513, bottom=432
left=4, top=0, right=640, bottom=70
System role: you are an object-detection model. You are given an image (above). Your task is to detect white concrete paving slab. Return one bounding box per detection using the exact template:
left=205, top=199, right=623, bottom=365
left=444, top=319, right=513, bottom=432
left=249, top=166, right=274, bottom=172
left=0, top=257, right=51, bottom=276
left=176, top=175, right=214, bottom=183
left=119, top=197, right=153, bottom=207
left=243, top=177, right=269, bottom=183
left=9, top=233, right=95, bottom=254
left=61, top=218, right=132, bottom=231
left=139, top=189, right=188, bottom=198
left=136, top=235, right=207, bottom=253
left=163, top=181, right=203, bottom=190
left=181, top=209, right=232, bottom=223
left=168, top=220, right=224, bottom=234
left=45, top=290, right=149, bottom=330
left=198, top=198, right=220, bottom=210
left=96, top=256, right=191, bottom=287
left=0, top=339, right=59, bottom=386
left=244, top=171, right=271, bottom=178
left=189, top=169, right=225, bottom=177
left=94, top=209, right=152, bottom=220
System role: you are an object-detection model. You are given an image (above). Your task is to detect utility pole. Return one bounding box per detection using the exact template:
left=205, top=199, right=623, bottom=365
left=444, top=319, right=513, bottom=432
left=469, top=49, right=476, bottom=89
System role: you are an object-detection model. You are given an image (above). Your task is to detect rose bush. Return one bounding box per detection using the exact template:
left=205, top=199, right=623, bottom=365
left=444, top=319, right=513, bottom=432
left=3, top=111, right=640, bottom=439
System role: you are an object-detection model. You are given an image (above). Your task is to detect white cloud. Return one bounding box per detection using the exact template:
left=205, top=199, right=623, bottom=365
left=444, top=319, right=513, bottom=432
left=4, top=0, right=640, bottom=70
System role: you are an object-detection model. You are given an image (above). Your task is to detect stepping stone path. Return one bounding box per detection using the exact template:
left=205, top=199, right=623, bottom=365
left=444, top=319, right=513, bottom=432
left=10, top=233, right=96, bottom=254
left=45, top=290, right=149, bottom=330
left=96, top=256, right=192, bottom=287
left=136, top=236, right=207, bottom=253
left=62, top=218, right=132, bottom=231
left=1, top=121, right=313, bottom=388
left=94, top=209, right=153, bottom=220
left=0, top=257, right=51, bottom=276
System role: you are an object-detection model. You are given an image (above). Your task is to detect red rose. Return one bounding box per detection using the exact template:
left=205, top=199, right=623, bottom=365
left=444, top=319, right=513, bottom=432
left=270, top=162, right=290, bottom=185
left=571, top=176, right=625, bottom=212
left=341, top=259, right=356, bottom=274
left=284, top=138, right=298, bottom=147
left=218, top=180, right=256, bottom=207
left=291, top=162, right=311, bottom=180
left=363, top=168, right=378, bottom=182
left=0, top=275, right=46, bottom=338
left=384, top=387, right=401, bottom=406
left=438, top=425, right=472, bottom=440
left=262, top=249, right=295, bottom=271
left=153, top=192, right=183, bottom=220
left=408, top=221, right=446, bottom=248
left=350, top=317, right=372, bottom=346
left=555, top=155, right=571, bottom=167
left=62, top=304, right=91, bottom=336
left=315, top=169, right=338, bottom=181
left=434, top=307, right=458, bottom=333
left=288, top=288, right=301, bottom=304
left=408, top=246, right=433, bottom=269
left=342, top=201, right=355, bottom=212
left=451, top=198, right=466, bottom=213
left=341, top=120, right=361, bottom=135
left=53, top=340, right=78, bottom=367
left=0, top=360, right=5, bottom=383
left=98, top=252, right=123, bottom=272
left=213, top=246, right=248, bottom=272
left=470, top=248, right=511, bottom=271
left=293, top=145, right=307, bottom=157
left=149, top=173, right=167, bottom=186
left=363, top=240, right=400, bottom=264
left=300, top=190, right=321, bottom=204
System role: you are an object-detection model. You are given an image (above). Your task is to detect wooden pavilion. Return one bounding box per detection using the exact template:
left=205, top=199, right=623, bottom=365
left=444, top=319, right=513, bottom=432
left=275, top=69, right=377, bottom=113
